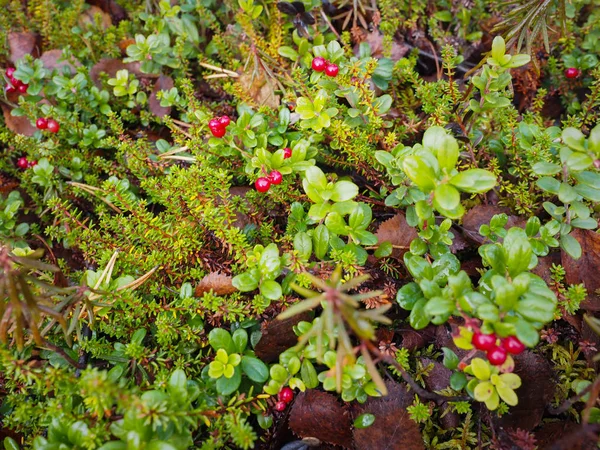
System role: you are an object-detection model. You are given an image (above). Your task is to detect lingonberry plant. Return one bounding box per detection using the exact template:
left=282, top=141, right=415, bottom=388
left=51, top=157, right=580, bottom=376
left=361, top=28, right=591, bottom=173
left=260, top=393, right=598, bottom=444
left=1, top=0, right=599, bottom=448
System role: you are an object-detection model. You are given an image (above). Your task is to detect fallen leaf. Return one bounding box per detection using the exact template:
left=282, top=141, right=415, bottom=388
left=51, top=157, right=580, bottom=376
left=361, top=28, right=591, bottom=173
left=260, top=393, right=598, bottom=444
left=194, top=272, right=236, bottom=297
left=288, top=390, right=353, bottom=449
left=353, top=381, right=424, bottom=450
left=354, top=31, right=411, bottom=61
left=78, top=5, right=112, bottom=30
left=399, top=324, right=436, bottom=351
left=90, top=59, right=145, bottom=86
left=238, top=71, right=280, bottom=109
left=375, top=213, right=418, bottom=260
left=254, top=312, right=312, bottom=362
left=535, top=421, right=598, bottom=450
left=532, top=252, right=561, bottom=284
left=462, top=205, right=524, bottom=245
left=149, top=75, right=174, bottom=118
left=420, top=358, right=460, bottom=429
left=498, top=351, right=555, bottom=431
left=562, top=229, right=600, bottom=311
left=40, top=50, right=80, bottom=74
left=1, top=104, right=36, bottom=136
left=87, top=0, right=128, bottom=23
left=8, top=32, right=39, bottom=64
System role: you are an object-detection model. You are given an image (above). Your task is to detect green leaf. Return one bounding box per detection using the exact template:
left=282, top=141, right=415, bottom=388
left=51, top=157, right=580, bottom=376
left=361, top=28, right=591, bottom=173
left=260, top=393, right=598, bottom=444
left=495, top=384, right=518, bottom=406
left=403, top=156, right=437, bottom=191
left=560, top=233, right=582, bottom=259
left=474, top=381, right=494, bottom=402
left=562, top=127, right=586, bottom=151
left=470, top=358, right=491, bottom=380
left=396, top=282, right=424, bottom=310
left=232, top=272, right=259, bottom=292
left=208, top=328, right=236, bottom=354
left=503, top=228, right=532, bottom=276
left=449, top=169, right=496, bottom=193
left=232, top=328, right=248, bottom=353
left=536, top=177, right=560, bottom=194
left=442, top=347, right=459, bottom=370
left=491, top=36, right=505, bottom=62
left=566, top=152, right=593, bottom=171
left=532, top=162, right=561, bottom=175
left=241, top=356, right=269, bottom=382
left=216, top=367, right=242, bottom=395
left=450, top=372, right=468, bottom=390
left=331, top=180, right=359, bottom=202
left=424, top=296, right=454, bottom=316
left=325, top=212, right=348, bottom=235
left=260, top=280, right=282, bottom=300
left=313, top=224, right=330, bottom=260
left=433, top=184, right=460, bottom=211
left=300, top=359, right=319, bottom=388
left=409, top=298, right=431, bottom=329
left=354, top=413, right=376, bottom=428
left=167, top=369, right=188, bottom=403
left=558, top=182, right=578, bottom=203
left=270, top=364, right=288, bottom=382
left=294, top=232, right=312, bottom=261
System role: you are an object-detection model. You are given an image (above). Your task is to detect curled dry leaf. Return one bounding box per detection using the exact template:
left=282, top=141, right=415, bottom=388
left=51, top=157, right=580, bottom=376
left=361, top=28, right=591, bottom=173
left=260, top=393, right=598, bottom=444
left=87, top=0, right=128, bottom=23
left=254, top=312, right=312, bottom=362
left=419, top=358, right=460, bottom=429
left=237, top=71, right=280, bottom=109
left=561, top=229, right=600, bottom=311
left=78, top=5, right=112, bottom=30
left=288, top=390, right=353, bottom=449
left=8, top=32, right=39, bottom=64
left=1, top=104, right=36, bottom=137
left=375, top=213, right=418, bottom=260
left=461, top=205, right=524, bottom=245
left=90, top=59, right=145, bottom=86
left=354, top=31, right=411, bottom=61
left=194, top=272, right=236, bottom=297
left=40, top=50, right=80, bottom=74
left=149, top=75, right=174, bottom=118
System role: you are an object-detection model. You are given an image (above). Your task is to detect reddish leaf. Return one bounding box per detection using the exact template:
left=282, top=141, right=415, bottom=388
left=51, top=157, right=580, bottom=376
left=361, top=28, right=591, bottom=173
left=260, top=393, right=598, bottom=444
left=149, top=75, right=174, bottom=118
left=353, top=381, right=424, bottom=450
left=78, top=5, right=112, bottom=30
left=462, top=205, right=524, bottom=245
left=354, top=31, right=411, bottom=61
left=90, top=59, right=145, bottom=86
left=535, top=421, right=598, bottom=450
left=8, top=32, right=39, bottom=64
left=419, top=358, right=459, bottom=429
left=40, top=50, right=80, bottom=74
left=399, top=324, right=436, bottom=351
left=238, top=71, right=280, bottom=109
left=194, top=272, right=236, bottom=297
left=375, top=213, right=418, bottom=260
left=87, top=0, right=128, bottom=23
left=532, top=252, right=561, bottom=284
left=1, top=105, right=36, bottom=136
left=288, top=390, right=353, bottom=448
left=254, top=312, right=312, bottom=362
left=562, top=229, right=600, bottom=311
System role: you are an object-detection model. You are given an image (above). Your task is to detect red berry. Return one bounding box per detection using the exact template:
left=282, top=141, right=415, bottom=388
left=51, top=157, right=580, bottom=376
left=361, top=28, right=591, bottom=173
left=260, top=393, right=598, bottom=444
left=17, top=83, right=28, bottom=94
left=325, top=63, right=339, bottom=77
left=487, top=346, right=508, bottom=366
left=211, top=126, right=226, bottom=138
left=282, top=147, right=292, bottom=159
left=268, top=170, right=283, bottom=185
left=47, top=119, right=60, bottom=133
left=274, top=401, right=287, bottom=412
left=5, top=67, right=15, bottom=78
left=501, top=336, right=526, bottom=355
left=5, top=84, right=16, bottom=94
left=17, top=157, right=29, bottom=169
left=28, top=160, right=37, bottom=167
left=565, top=68, right=580, bottom=79
left=219, top=115, right=231, bottom=127
left=255, top=177, right=271, bottom=193
left=278, top=387, right=294, bottom=403
left=472, top=332, right=497, bottom=351
left=36, top=118, right=48, bottom=130
left=208, top=119, right=221, bottom=129
left=311, top=56, right=327, bottom=72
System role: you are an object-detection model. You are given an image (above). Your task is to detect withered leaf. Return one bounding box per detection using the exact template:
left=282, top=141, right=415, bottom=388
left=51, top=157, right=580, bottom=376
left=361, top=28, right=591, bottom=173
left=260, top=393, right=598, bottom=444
left=1, top=105, right=36, bottom=137
left=561, top=229, right=600, bottom=311
left=462, top=205, right=524, bottom=245
left=149, top=75, right=174, bottom=118
left=288, top=390, right=353, bottom=449
left=78, top=5, right=112, bottom=30
left=254, top=312, right=312, bottom=362
left=90, top=59, right=145, bottom=87
left=40, top=50, right=80, bottom=75
left=354, top=31, right=411, bottom=61
left=8, top=32, right=39, bottom=64
left=237, top=71, right=280, bottom=109
left=375, top=213, right=418, bottom=260
left=86, top=0, right=128, bottom=23
left=194, top=272, right=236, bottom=297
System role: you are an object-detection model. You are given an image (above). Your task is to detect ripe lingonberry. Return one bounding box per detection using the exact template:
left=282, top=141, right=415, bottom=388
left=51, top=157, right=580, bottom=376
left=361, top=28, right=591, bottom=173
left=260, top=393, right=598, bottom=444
left=219, top=115, right=231, bottom=127
left=28, top=160, right=37, bottom=167
left=255, top=177, right=271, bottom=193
left=325, top=63, right=339, bottom=77
left=282, top=147, right=292, bottom=159
left=565, top=68, right=580, bottom=79
left=274, top=401, right=287, bottom=412
left=210, top=126, right=226, bottom=138
left=501, top=336, right=526, bottom=355
left=268, top=170, right=282, bottom=185
left=278, top=387, right=294, bottom=403
left=208, top=119, right=221, bottom=129
left=5, top=67, right=15, bottom=78
left=17, top=157, right=29, bottom=169
left=311, top=56, right=327, bottom=72
left=5, top=84, right=16, bottom=94
left=472, top=332, right=497, bottom=351
left=36, top=118, right=48, bottom=130
left=17, top=83, right=28, bottom=94
left=487, top=346, right=507, bottom=366
left=47, top=119, right=60, bottom=134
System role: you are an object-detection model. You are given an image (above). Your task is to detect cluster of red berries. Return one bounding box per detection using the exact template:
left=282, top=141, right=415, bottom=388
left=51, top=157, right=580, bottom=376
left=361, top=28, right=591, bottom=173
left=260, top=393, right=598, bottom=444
left=36, top=117, right=60, bottom=133
left=274, top=387, right=294, bottom=412
left=17, top=157, right=36, bottom=169
left=472, top=332, right=525, bottom=366
left=311, top=57, right=339, bottom=77
left=565, top=67, right=581, bottom=79
left=254, top=148, right=292, bottom=193
left=4, top=67, right=28, bottom=94
left=208, top=115, right=231, bottom=138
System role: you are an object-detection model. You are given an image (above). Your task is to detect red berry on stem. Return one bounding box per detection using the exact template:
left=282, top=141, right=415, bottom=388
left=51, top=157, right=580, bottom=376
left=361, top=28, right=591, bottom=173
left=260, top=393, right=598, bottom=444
left=565, top=67, right=580, bottom=79
left=274, top=401, right=287, bottom=412
left=5, top=84, right=16, bottom=94
left=17, top=83, right=28, bottom=94
left=325, top=63, right=339, bottom=77
left=219, top=115, right=231, bottom=127
left=17, top=157, right=29, bottom=169
left=472, top=332, right=497, bottom=351
left=487, top=346, right=507, bottom=366
left=311, top=56, right=327, bottom=72
left=28, top=160, right=37, bottom=167
left=278, top=387, right=294, bottom=403
left=255, top=177, right=271, bottom=193
left=501, top=336, right=526, bottom=355
left=47, top=119, right=60, bottom=133
left=36, top=118, right=48, bottom=130
left=5, top=67, right=15, bottom=78
left=282, top=147, right=292, bottom=159
left=268, top=170, right=282, bottom=185
left=210, top=126, right=226, bottom=138
left=209, top=119, right=221, bottom=129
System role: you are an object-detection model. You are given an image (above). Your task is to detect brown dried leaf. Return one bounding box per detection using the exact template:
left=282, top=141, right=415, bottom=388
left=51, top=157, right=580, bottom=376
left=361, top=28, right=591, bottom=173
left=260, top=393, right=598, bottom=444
left=78, top=5, right=112, bottom=30
left=353, top=381, right=424, bottom=450
left=149, top=75, right=174, bottom=118
left=536, top=421, right=599, bottom=450
left=354, top=32, right=411, bottom=61
left=90, top=59, right=145, bottom=86
left=562, top=229, right=600, bottom=311
left=462, top=205, right=524, bottom=245
left=498, top=351, right=555, bottom=431
left=8, top=32, right=39, bottom=64
left=238, top=71, right=280, bottom=109
left=532, top=252, right=561, bottom=284
left=288, top=390, right=353, bottom=448
left=1, top=104, right=36, bottom=136
left=254, top=312, right=312, bottom=362
left=87, top=0, right=128, bottom=23
left=400, top=324, right=436, bottom=351
left=194, top=272, right=236, bottom=297
left=419, top=358, right=460, bottom=429
left=40, top=50, right=80, bottom=74
left=375, top=213, right=418, bottom=260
